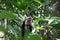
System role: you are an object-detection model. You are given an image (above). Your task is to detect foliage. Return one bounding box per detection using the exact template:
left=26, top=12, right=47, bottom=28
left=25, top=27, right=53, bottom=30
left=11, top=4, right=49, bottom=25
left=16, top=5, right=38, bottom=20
left=0, top=11, right=16, bottom=20
left=0, top=0, right=60, bottom=40
left=0, top=25, right=6, bottom=32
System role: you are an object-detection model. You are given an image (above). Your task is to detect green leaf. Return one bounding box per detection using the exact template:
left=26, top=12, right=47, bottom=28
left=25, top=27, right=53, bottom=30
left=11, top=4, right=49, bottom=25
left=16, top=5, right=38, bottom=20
left=34, top=0, right=44, bottom=5
left=0, top=11, right=16, bottom=20
left=26, top=34, right=42, bottom=40
left=0, top=25, right=6, bottom=32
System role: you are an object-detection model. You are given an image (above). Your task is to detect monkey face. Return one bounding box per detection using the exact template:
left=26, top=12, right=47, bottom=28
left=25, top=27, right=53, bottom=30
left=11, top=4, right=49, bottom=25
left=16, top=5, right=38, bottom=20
left=26, top=17, right=32, bottom=22
left=25, top=16, right=32, bottom=25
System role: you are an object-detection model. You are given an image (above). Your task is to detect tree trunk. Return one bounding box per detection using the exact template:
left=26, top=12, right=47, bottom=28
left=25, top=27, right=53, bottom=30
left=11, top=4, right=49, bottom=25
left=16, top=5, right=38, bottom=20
left=4, top=19, right=8, bottom=40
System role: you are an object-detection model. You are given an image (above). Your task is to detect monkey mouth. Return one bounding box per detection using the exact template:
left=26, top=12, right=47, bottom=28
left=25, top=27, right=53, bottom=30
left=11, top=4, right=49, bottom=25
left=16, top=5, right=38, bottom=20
left=27, top=21, right=31, bottom=22
left=28, top=18, right=31, bottom=19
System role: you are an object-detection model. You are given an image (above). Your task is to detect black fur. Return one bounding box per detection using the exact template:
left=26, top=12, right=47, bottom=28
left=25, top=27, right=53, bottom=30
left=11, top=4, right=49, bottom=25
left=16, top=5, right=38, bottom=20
left=21, top=20, right=32, bottom=40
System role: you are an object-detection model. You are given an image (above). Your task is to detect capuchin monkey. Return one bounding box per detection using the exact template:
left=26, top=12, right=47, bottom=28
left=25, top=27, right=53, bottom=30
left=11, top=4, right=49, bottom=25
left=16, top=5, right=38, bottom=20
left=21, top=16, right=32, bottom=39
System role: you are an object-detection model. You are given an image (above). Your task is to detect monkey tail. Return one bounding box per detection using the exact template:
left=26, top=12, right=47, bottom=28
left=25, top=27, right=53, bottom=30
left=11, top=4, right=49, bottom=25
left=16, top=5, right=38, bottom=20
left=21, top=21, right=25, bottom=40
